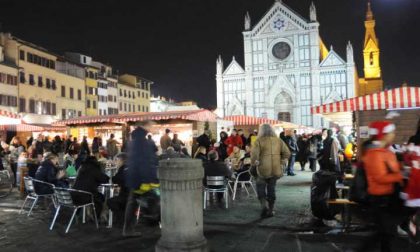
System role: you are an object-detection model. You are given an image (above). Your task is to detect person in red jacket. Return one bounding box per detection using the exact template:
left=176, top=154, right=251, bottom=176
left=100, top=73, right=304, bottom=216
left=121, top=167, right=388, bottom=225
left=224, top=129, right=243, bottom=156
left=361, top=121, right=403, bottom=252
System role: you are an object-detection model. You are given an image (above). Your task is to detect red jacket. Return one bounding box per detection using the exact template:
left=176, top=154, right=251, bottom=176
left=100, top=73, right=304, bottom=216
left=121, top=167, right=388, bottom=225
left=224, top=135, right=243, bottom=156
left=363, top=148, right=403, bottom=196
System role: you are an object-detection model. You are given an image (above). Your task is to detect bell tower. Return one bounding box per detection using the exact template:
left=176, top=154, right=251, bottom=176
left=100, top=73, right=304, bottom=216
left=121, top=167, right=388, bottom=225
left=358, top=1, right=383, bottom=95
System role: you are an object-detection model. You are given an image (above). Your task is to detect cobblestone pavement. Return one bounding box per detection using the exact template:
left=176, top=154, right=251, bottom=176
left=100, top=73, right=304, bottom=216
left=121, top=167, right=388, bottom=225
left=0, top=169, right=416, bottom=251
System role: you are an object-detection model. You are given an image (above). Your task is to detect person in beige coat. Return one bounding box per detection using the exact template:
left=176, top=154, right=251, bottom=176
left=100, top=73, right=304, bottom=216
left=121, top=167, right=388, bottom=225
left=251, top=124, right=291, bottom=218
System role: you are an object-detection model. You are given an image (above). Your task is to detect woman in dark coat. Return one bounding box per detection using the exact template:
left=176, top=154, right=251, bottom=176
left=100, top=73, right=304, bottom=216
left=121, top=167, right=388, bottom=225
left=80, top=136, right=91, bottom=156
left=107, top=153, right=128, bottom=223
left=297, top=135, right=310, bottom=171
left=91, top=137, right=100, bottom=156
left=217, top=131, right=228, bottom=161
left=35, top=153, right=67, bottom=194
left=307, top=135, right=319, bottom=172
left=72, top=156, right=109, bottom=218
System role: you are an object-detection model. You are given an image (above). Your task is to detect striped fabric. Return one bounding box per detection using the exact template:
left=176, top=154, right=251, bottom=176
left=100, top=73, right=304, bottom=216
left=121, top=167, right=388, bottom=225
left=53, top=109, right=218, bottom=126
left=0, top=109, right=20, bottom=119
left=223, top=115, right=281, bottom=126
left=311, top=87, right=420, bottom=114
left=1, top=124, right=45, bottom=132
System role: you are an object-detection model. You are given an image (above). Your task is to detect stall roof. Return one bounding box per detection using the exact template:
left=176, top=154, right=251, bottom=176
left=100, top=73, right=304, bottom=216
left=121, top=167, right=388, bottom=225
left=0, top=109, right=20, bottom=119
left=311, top=87, right=420, bottom=126
left=224, top=115, right=281, bottom=126
left=0, top=124, right=44, bottom=132
left=53, top=109, right=218, bottom=126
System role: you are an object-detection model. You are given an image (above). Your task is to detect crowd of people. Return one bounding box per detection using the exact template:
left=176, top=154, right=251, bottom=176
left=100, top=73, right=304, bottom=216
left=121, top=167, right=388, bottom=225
left=1, top=116, right=420, bottom=250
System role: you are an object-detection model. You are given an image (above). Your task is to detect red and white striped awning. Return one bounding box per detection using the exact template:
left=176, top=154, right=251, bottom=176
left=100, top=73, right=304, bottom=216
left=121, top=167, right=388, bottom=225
left=0, top=124, right=44, bottom=132
left=0, top=109, right=20, bottom=119
left=223, top=115, right=282, bottom=126
left=311, top=87, right=420, bottom=115
left=53, top=109, right=218, bottom=126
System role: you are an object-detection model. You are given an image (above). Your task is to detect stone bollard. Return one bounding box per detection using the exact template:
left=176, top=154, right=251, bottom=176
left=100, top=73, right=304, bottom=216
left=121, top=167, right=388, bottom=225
left=156, top=158, right=208, bottom=252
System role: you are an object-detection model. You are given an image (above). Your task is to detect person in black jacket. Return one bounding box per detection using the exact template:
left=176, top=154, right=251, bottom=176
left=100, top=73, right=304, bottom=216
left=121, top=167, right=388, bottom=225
left=107, top=153, right=128, bottom=224
left=197, top=130, right=211, bottom=151
left=72, top=156, right=109, bottom=218
left=285, top=131, right=299, bottom=176
left=80, top=136, right=91, bottom=156
left=35, top=153, right=67, bottom=195
left=408, top=118, right=420, bottom=145
left=203, top=150, right=233, bottom=202
left=51, top=135, right=63, bottom=155
left=124, top=121, right=158, bottom=236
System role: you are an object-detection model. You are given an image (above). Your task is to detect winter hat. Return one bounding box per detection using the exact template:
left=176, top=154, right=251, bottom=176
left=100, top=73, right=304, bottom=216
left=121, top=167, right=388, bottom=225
left=369, top=120, right=395, bottom=140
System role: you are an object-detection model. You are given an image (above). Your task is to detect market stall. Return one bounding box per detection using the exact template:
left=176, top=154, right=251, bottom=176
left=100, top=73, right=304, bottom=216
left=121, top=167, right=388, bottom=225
left=311, top=86, right=420, bottom=145
left=54, top=109, right=219, bottom=155
left=223, top=115, right=311, bottom=136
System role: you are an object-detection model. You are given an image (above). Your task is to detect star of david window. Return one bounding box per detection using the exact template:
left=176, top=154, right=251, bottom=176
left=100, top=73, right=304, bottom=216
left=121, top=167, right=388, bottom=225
left=272, top=17, right=286, bottom=32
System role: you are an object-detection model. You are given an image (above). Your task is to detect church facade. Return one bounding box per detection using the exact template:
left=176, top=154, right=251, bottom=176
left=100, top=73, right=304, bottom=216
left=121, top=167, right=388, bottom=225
left=216, top=0, right=356, bottom=128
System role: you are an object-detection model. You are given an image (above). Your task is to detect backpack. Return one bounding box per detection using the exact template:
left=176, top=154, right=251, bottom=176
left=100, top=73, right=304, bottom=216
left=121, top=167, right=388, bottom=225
left=349, top=162, right=369, bottom=205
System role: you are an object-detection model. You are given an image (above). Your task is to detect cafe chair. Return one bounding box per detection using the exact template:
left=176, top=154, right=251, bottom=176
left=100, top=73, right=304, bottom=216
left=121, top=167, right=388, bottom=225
left=203, top=176, right=229, bottom=209
left=229, top=169, right=257, bottom=200
left=50, top=188, right=99, bottom=234
left=20, top=177, right=56, bottom=216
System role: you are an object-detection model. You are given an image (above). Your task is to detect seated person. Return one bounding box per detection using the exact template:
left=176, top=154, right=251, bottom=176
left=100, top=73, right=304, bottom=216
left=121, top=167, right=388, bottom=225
left=226, top=146, right=245, bottom=171
left=159, top=146, right=182, bottom=160
left=236, top=145, right=252, bottom=181
left=72, top=156, right=109, bottom=218
left=34, top=152, right=67, bottom=195
left=203, top=151, right=233, bottom=202
left=194, top=146, right=208, bottom=163
left=107, top=153, right=128, bottom=224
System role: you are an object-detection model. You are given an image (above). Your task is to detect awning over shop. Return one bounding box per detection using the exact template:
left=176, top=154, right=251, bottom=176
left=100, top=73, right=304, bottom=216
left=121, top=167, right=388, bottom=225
left=312, top=87, right=420, bottom=114
left=311, top=87, right=420, bottom=126
left=223, top=115, right=281, bottom=126
left=53, top=109, right=219, bottom=126
left=0, top=109, right=20, bottom=119
left=0, top=124, right=44, bottom=132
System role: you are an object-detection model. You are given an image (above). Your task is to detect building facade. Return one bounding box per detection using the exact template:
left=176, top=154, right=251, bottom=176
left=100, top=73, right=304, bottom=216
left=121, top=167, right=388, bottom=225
left=358, top=2, right=383, bottom=96
left=0, top=44, right=18, bottom=114
left=216, top=1, right=356, bottom=128
left=118, top=74, right=152, bottom=113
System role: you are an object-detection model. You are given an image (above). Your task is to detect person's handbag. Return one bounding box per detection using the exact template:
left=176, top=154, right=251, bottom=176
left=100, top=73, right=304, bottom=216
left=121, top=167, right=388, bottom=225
left=66, top=164, right=77, bottom=177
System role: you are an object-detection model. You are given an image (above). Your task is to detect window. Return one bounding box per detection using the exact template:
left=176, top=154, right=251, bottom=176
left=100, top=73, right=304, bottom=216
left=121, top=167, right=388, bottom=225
left=61, top=86, right=66, bottom=97
left=19, top=98, right=26, bottom=112
left=138, top=105, right=141, bottom=111
left=124, top=103, right=127, bottom=111
left=29, top=74, right=35, bottom=85
left=19, top=72, right=25, bottom=83
left=52, top=103, right=56, bottom=115
left=138, top=91, right=141, bottom=97
left=145, top=93, right=148, bottom=99
left=51, top=80, right=56, bottom=90
left=62, top=109, right=66, bottom=119
left=119, top=102, right=122, bottom=110
left=86, top=100, right=91, bottom=108
left=124, top=90, right=127, bottom=97
left=92, top=100, right=96, bottom=109
left=142, top=92, right=144, bottom=98
left=119, top=89, right=122, bottom=96
left=78, top=89, right=82, bottom=100
left=70, top=88, right=74, bottom=99
left=83, top=56, right=87, bottom=64
left=19, top=50, right=25, bottom=60
left=29, top=99, right=35, bottom=113
left=46, top=78, right=51, bottom=89
left=146, top=107, right=148, bottom=112
left=78, top=111, right=82, bottom=117
left=26, top=52, right=55, bottom=69
left=38, top=76, right=43, bottom=87
left=278, top=112, right=291, bottom=122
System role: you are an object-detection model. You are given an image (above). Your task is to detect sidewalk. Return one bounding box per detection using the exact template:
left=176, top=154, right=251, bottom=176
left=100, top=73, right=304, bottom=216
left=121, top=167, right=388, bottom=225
left=0, top=170, right=416, bottom=251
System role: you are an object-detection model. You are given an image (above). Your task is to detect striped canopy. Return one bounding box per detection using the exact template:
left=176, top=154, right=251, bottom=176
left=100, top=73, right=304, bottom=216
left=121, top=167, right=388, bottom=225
left=0, top=124, right=44, bottom=132
left=0, top=109, right=20, bottom=119
left=223, top=115, right=281, bottom=126
left=54, top=109, right=218, bottom=126
left=311, top=87, right=420, bottom=115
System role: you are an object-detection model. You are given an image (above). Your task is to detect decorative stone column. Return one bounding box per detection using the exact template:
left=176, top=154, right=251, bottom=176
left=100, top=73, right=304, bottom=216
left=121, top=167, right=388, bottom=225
left=156, top=159, right=208, bottom=252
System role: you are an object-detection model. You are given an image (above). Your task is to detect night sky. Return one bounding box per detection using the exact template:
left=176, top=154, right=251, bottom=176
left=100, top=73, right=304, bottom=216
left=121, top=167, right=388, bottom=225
left=1, top=0, right=419, bottom=108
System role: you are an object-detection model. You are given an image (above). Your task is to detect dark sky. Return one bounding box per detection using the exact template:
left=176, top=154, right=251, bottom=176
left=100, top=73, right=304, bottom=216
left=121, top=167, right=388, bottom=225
left=1, top=0, right=419, bottom=108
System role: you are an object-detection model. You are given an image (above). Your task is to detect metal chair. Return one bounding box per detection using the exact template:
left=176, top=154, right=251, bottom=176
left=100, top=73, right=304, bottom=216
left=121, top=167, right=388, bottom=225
left=203, top=176, right=229, bottom=209
left=229, top=169, right=258, bottom=200
left=20, top=177, right=56, bottom=216
left=50, top=187, right=99, bottom=234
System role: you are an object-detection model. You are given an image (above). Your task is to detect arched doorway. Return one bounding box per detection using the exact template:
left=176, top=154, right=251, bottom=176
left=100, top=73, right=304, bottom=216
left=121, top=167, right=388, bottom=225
left=274, top=91, right=293, bottom=122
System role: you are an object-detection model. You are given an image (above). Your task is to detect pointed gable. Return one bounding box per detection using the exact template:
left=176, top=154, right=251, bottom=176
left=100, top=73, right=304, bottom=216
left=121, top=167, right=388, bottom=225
left=365, top=37, right=379, bottom=51
left=223, top=58, right=245, bottom=76
left=250, top=1, right=309, bottom=37
left=320, top=50, right=346, bottom=67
